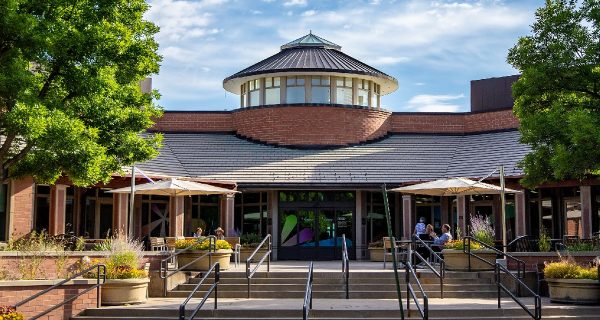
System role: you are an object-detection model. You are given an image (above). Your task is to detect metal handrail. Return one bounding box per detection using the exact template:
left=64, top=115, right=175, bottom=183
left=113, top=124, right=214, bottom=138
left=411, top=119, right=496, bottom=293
left=13, top=264, right=106, bottom=320
left=161, top=236, right=217, bottom=296
left=463, top=236, right=526, bottom=279
left=412, top=235, right=445, bottom=299
left=405, top=261, right=429, bottom=320
left=302, top=261, right=314, bottom=320
left=246, top=234, right=272, bottom=298
left=495, top=262, right=541, bottom=319
left=179, top=262, right=220, bottom=320
left=341, top=234, right=349, bottom=299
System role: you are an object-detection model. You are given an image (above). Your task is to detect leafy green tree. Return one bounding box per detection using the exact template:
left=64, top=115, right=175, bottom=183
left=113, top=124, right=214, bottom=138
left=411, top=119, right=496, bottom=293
left=0, top=0, right=162, bottom=186
left=507, top=0, right=600, bottom=187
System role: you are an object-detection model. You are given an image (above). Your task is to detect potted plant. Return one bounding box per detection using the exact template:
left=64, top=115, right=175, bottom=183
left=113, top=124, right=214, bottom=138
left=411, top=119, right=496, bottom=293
left=544, top=258, right=600, bottom=304
left=0, top=306, right=24, bottom=320
left=443, top=215, right=497, bottom=271
left=175, top=238, right=232, bottom=271
left=368, top=240, right=385, bottom=262
left=84, top=235, right=149, bottom=305
left=239, top=233, right=267, bottom=262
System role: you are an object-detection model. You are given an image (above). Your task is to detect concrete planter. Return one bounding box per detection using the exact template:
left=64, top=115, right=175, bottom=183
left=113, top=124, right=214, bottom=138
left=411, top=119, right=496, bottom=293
left=442, top=249, right=496, bottom=271
left=178, top=249, right=232, bottom=271
left=101, top=278, right=149, bottom=306
left=368, top=248, right=385, bottom=262
left=547, top=278, right=600, bottom=305
left=239, top=248, right=268, bottom=262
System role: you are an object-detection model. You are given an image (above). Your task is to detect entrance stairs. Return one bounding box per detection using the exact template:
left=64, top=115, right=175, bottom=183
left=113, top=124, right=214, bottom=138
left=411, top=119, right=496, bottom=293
left=73, top=261, right=600, bottom=320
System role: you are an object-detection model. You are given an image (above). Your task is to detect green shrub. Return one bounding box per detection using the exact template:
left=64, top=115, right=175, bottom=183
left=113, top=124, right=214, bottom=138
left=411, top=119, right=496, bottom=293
left=538, top=228, right=551, bottom=252
left=544, top=260, right=599, bottom=280
left=240, top=233, right=263, bottom=247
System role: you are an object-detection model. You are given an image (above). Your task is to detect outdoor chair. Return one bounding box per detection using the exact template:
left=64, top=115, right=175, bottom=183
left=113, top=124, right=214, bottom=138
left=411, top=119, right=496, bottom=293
left=223, top=236, right=241, bottom=267
left=150, top=237, right=167, bottom=251
left=383, top=237, right=407, bottom=269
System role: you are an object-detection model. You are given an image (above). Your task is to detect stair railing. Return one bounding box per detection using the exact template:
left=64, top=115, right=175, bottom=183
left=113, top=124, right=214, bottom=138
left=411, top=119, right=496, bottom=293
left=179, top=262, right=220, bottom=320
left=495, top=262, right=541, bottom=319
left=412, top=235, right=445, bottom=298
left=246, top=234, right=272, bottom=298
left=405, top=261, right=429, bottom=320
left=341, top=234, right=350, bottom=299
left=13, top=264, right=106, bottom=320
left=302, top=261, right=314, bottom=320
left=463, top=236, right=525, bottom=279
left=160, top=236, right=217, bottom=296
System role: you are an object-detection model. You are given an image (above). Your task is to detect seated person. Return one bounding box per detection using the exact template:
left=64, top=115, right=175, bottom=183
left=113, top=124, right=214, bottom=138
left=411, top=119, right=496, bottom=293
left=215, top=227, right=225, bottom=240
left=431, top=224, right=453, bottom=252
left=193, top=227, right=203, bottom=238
left=413, top=217, right=426, bottom=236
left=415, top=224, right=435, bottom=265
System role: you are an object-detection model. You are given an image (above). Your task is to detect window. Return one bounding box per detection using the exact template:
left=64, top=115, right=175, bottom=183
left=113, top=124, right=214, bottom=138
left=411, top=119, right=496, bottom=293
left=141, top=195, right=169, bottom=237
left=190, top=195, right=220, bottom=236
left=80, top=188, right=113, bottom=238
left=286, top=76, right=305, bottom=103
left=357, top=79, right=369, bottom=107
left=265, top=77, right=281, bottom=105
left=335, top=77, right=353, bottom=105
left=371, top=83, right=380, bottom=108
left=34, top=185, right=50, bottom=233
left=249, top=79, right=260, bottom=107
left=240, top=83, right=248, bottom=108
left=311, top=76, right=330, bottom=104
left=234, top=192, right=268, bottom=237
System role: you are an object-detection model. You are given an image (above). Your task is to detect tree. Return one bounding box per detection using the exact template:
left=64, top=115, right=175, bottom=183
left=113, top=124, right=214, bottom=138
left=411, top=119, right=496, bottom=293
left=507, top=0, right=600, bottom=188
left=0, top=0, right=162, bottom=186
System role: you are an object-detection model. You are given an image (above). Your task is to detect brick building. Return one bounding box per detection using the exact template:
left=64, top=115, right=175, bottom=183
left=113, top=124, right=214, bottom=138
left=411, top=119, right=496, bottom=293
left=1, top=33, right=599, bottom=260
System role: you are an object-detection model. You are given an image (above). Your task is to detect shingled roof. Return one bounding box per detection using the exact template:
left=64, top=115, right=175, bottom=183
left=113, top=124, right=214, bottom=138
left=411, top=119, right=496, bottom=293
left=137, top=130, right=530, bottom=188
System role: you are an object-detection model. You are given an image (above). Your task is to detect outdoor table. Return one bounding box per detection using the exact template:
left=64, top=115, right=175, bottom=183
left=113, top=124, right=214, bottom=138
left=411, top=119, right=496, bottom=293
left=395, top=240, right=413, bottom=266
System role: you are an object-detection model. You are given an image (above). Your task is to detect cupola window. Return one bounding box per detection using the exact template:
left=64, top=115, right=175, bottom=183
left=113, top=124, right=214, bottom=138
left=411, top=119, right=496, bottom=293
left=240, top=83, right=248, bottom=108
left=265, top=77, right=281, bottom=105
left=358, top=80, right=369, bottom=107
left=286, top=76, right=305, bottom=104
left=249, top=79, right=261, bottom=107
left=336, top=77, right=353, bottom=105
left=371, top=83, right=380, bottom=109
left=311, top=76, right=330, bottom=104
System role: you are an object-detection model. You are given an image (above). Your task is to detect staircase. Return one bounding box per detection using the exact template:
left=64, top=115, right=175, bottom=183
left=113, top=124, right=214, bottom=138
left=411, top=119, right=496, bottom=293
left=72, top=263, right=600, bottom=320
left=168, top=270, right=499, bottom=299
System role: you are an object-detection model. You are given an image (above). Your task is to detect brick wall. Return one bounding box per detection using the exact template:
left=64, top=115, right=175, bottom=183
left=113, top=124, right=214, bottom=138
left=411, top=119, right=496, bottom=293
left=0, top=283, right=98, bottom=320
left=10, top=177, right=34, bottom=237
left=0, top=253, right=167, bottom=280
left=151, top=112, right=233, bottom=132
left=232, top=105, right=391, bottom=146
left=149, top=106, right=519, bottom=146
left=508, top=252, right=597, bottom=271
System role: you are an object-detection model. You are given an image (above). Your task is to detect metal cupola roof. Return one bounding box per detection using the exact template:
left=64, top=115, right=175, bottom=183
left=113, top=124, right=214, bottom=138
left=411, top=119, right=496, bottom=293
left=223, top=32, right=399, bottom=95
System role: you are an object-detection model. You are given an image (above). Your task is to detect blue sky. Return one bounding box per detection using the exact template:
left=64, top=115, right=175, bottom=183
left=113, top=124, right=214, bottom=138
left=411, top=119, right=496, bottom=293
left=145, top=0, right=544, bottom=112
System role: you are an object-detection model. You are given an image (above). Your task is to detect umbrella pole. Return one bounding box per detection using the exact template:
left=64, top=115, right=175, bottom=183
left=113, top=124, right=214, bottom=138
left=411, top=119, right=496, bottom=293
left=129, top=166, right=136, bottom=239
left=500, top=165, right=507, bottom=254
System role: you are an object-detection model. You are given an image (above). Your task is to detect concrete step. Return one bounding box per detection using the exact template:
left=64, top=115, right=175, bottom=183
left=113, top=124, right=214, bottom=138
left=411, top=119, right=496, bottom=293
left=217, top=271, right=494, bottom=280
left=167, top=289, right=501, bottom=299
left=75, top=305, right=600, bottom=319
left=175, top=283, right=497, bottom=292
left=190, top=277, right=491, bottom=285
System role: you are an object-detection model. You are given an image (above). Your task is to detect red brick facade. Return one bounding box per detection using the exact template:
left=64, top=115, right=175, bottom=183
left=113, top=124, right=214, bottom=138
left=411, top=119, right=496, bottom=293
left=0, top=283, right=98, bottom=320
left=9, top=177, right=34, bottom=237
left=150, top=106, right=518, bottom=146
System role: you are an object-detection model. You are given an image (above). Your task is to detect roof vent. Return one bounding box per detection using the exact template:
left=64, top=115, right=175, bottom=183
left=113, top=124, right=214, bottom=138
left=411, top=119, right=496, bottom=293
left=280, top=32, right=342, bottom=51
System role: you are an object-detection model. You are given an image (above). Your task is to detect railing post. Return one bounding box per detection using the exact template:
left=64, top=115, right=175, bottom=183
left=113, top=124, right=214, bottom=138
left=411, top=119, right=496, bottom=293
left=215, top=263, right=220, bottom=310
left=424, top=295, right=429, bottom=320
left=405, top=263, right=410, bottom=317
left=268, top=235, right=271, bottom=272
left=496, top=264, right=501, bottom=309
left=96, top=265, right=101, bottom=308
left=467, top=238, right=472, bottom=272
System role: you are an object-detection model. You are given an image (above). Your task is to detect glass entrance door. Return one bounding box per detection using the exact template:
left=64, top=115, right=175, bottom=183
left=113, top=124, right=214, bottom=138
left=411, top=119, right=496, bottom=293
left=279, top=207, right=354, bottom=260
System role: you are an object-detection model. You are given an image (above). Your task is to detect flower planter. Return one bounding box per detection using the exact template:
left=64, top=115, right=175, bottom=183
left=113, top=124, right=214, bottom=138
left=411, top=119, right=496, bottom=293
left=239, top=248, right=268, bottom=262
left=101, top=278, right=149, bottom=305
left=178, top=249, right=232, bottom=271
left=547, top=279, right=600, bottom=305
left=442, top=249, right=496, bottom=271
left=369, top=248, right=384, bottom=262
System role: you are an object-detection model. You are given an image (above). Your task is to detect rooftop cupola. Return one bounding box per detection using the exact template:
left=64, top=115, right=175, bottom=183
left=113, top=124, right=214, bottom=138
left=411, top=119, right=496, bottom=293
left=223, top=33, right=398, bottom=109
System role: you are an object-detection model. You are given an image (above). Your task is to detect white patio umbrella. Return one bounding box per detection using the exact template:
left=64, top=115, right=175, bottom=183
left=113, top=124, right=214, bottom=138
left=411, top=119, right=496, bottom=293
left=390, top=175, right=522, bottom=253
left=389, top=177, right=521, bottom=196
left=108, top=178, right=239, bottom=196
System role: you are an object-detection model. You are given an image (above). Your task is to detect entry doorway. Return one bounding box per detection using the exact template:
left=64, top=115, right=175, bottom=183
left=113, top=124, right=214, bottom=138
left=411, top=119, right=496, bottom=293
left=279, top=207, right=354, bottom=260
left=278, top=191, right=356, bottom=261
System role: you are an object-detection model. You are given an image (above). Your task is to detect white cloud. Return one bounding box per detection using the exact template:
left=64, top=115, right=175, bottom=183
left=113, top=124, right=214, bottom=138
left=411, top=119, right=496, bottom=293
left=251, top=10, right=263, bottom=14
left=407, top=94, right=465, bottom=112
left=283, top=0, right=307, bottom=7
left=302, top=10, right=317, bottom=17
left=369, top=56, right=410, bottom=65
